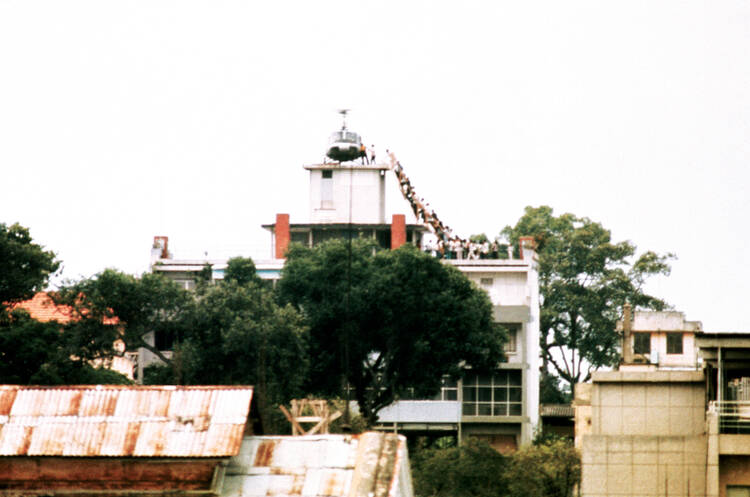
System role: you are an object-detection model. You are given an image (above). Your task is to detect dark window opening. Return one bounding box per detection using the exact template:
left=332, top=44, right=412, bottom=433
left=667, top=333, right=683, bottom=354
left=155, top=330, right=177, bottom=351
left=633, top=333, right=651, bottom=355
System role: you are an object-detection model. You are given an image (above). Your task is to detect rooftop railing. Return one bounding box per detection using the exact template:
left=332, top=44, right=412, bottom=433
left=709, top=401, right=750, bottom=434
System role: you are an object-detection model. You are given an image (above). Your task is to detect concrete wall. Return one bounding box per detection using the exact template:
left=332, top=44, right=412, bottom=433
left=581, top=434, right=707, bottom=496
left=719, top=456, right=750, bottom=497
left=580, top=371, right=708, bottom=497
left=591, top=374, right=706, bottom=436
left=308, top=166, right=386, bottom=224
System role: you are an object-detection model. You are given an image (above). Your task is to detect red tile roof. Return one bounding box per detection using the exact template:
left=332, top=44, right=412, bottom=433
left=9, top=292, right=74, bottom=323
left=9, top=292, right=118, bottom=325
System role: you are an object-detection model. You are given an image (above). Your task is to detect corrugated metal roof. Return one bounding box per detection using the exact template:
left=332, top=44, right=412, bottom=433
left=0, top=385, right=252, bottom=457
left=539, top=404, right=575, bottom=418
left=222, top=432, right=413, bottom=497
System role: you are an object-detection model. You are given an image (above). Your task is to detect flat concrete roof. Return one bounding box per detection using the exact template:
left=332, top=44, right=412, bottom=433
left=303, top=162, right=391, bottom=171
left=592, top=370, right=704, bottom=383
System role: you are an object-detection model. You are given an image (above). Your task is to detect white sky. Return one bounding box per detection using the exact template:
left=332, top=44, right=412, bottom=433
left=1, top=1, right=748, bottom=331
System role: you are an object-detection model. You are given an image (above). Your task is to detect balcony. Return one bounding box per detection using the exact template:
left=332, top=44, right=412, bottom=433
left=709, top=401, right=750, bottom=434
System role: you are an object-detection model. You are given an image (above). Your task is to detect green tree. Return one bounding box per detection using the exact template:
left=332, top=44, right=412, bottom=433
left=161, top=277, right=308, bottom=432
left=411, top=438, right=508, bottom=497
left=540, top=371, right=571, bottom=404
left=505, top=438, right=580, bottom=497
left=225, top=256, right=261, bottom=286
left=503, top=206, right=673, bottom=395
left=56, top=269, right=193, bottom=365
left=0, top=222, right=59, bottom=307
left=277, top=239, right=506, bottom=426
left=0, top=223, right=127, bottom=385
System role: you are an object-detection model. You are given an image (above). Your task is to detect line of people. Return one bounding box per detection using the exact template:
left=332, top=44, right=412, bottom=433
left=423, top=238, right=513, bottom=260
left=386, top=149, right=513, bottom=260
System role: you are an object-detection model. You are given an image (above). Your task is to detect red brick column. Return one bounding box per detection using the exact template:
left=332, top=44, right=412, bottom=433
left=519, top=236, right=536, bottom=260
left=391, top=214, right=406, bottom=250
left=275, top=213, right=290, bottom=259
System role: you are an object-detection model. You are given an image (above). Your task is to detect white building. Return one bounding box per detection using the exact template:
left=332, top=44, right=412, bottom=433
left=151, top=155, right=540, bottom=450
left=375, top=251, right=540, bottom=450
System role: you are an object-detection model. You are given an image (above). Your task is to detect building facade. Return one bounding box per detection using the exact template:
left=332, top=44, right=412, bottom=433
left=577, top=308, right=750, bottom=497
left=151, top=156, right=541, bottom=449
left=374, top=251, right=540, bottom=450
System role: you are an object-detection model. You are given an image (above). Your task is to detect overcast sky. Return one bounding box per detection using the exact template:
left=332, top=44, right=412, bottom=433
left=1, top=1, right=748, bottom=331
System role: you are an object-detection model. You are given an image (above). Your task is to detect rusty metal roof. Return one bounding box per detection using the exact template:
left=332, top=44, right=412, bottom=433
left=222, top=432, right=413, bottom=497
left=0, top=385, right=253, bottom=457
left=539, top=403, right=575, bottom=418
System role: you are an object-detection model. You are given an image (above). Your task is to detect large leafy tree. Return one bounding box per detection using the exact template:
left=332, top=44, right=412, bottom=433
left=277, top=239, right=505, bottom=426
left=148, top=271, right=308, bottom=432
left=56, top=269, right=193, bottom=365
left=0, top=309, right=129, bottom=385
left=0, top=223, right=127, bottom=384
left=0, top=222, right=59, bottom=307
left=503, top=206, right=673, bottom=395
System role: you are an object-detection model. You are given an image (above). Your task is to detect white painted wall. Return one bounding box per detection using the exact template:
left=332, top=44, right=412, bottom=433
left=308, top=165, right=386, bottom=224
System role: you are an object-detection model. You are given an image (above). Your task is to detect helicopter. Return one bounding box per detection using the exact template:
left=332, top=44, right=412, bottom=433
left=326, top=109, right=365, bottom=163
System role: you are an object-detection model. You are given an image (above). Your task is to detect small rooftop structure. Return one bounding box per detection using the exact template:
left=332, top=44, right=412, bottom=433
left=618, top=305, right=701, bottom=369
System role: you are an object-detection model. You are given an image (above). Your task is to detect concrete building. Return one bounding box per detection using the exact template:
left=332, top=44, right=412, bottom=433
left=698, top=332, right=750, bottom=496
left=374, top=248, right=540, bottom=450
left=618, top=305, right=702, bottom=369
left=577, top=369, right=707, bottom=496
left=260, top=161, right=426, bottom=257
left=151, top=155, right=540, bottom=450
left=577, top=308, right=750, bottom=497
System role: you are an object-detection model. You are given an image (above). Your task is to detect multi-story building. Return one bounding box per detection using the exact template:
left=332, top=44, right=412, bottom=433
left=577, top=307, right=750, bottom=497
left=151, top=153, right=540, bottom=449
left=374, top=251, right=540, bottom=451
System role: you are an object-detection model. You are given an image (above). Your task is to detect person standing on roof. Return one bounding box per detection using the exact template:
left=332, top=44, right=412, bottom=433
left=360, top=143, right=368, bottom=164
left=369, top=145, right=376, bottom=164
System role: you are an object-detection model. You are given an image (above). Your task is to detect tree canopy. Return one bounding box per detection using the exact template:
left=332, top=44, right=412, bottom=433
left=56, top=269, right=193, bottom=365
left=410, top=437, right=579, bottom=497
left=0, top=222, right=59, bottom=307
left=503, top=206, right=673, bottom=394
left=277, top=239, right=506, bottom=426
left=0, top=223, right=128, bottom=385
left=147, top=270, right=308, bottom=432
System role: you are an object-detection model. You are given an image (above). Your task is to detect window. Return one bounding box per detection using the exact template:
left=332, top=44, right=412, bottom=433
left=432, top=376, right=458, bottom=401
left=633, top=333, right=651, bottom=355
left=667, top=333, right=683, bottom=354
left=155, top=329, right=178, bottom=351
left=496, top=323, right=519, bottom=353
left=290, top=231, right=309, bottom=246
left=321, top=170, right=333, bottom=208
left=401, top=376, right=457, bottom=401
left=480, top=277, right=493, bottom=287
left=462, top=370, right=522, bottom=417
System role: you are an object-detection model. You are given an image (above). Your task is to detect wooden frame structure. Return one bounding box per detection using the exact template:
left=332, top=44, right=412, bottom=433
left=280, top=399, right=342, bottom=436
